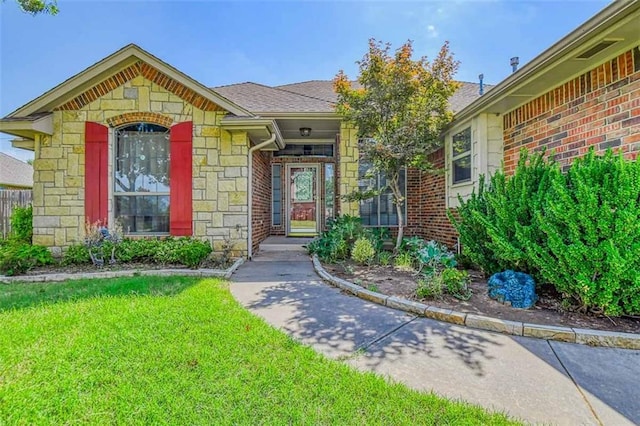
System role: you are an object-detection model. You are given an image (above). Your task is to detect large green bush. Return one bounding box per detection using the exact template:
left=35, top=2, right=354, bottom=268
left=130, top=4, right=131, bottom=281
left=450, top=148, right=640, bottom=316
left=526, top=150, right=640, bottom=316
left=449, top=151, right=552, bottom=276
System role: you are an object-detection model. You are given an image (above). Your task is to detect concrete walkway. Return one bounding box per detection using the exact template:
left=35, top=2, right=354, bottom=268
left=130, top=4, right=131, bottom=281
left=230, top=250, right=640, bottom=425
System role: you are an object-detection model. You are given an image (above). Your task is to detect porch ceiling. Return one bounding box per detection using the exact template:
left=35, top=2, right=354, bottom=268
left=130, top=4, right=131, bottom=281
left=275, top=117, right=341, bottom=143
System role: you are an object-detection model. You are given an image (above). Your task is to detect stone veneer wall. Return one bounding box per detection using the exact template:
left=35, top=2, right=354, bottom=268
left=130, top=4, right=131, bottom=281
left=33, top=73, right=250, bottom=255
left=338, top=123, right=359, bottom=216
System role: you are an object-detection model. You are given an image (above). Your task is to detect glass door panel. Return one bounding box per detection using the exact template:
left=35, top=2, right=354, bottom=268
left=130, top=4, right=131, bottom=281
left=288, top=165, right=318, bottom=236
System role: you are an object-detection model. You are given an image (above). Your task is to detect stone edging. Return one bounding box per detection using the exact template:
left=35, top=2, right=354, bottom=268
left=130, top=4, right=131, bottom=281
left=312, top=255, right=640, bottom=350
left=0, top=257, right=245, bottom=284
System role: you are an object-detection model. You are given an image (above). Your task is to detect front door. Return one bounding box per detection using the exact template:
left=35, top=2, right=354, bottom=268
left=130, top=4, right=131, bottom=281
left=287, top=164, right=319, bottom=236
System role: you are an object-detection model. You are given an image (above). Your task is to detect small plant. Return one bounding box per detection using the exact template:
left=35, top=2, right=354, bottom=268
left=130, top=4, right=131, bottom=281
left=440, top=268, right=472, bottom=300
left=351, top=237, right=376, bottom=265
left=84, top=221, right=123, bottom=267
left=10, top=205, right=33, bottom=243
left=213, top=237, right=234, bottom=268
left=394, top=252, right=414, bottom=271
left=415, top=240, right=457, bottom=275
left=342, top=262, right=355, bottom=275
left=377, top=251, right=393, bottom=266
left=367, top=284, right=379, bottom=293
left=416, top=276, right=443, bottom=299
left=399, top=236, right=426, bottom=258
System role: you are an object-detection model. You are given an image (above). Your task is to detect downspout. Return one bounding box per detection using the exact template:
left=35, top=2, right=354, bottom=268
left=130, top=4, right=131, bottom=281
left=247, top=132, right=276, bottom=260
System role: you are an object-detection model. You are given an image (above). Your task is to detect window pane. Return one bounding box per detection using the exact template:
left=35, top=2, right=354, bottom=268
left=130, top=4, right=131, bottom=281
left=452, top=127, right=471, bottom=157
left=325, top=163, right=335, bottom=225
left=115, top=126, right=169, bottom=193
left=115, top=195, right=169, bottom=233
left=273, top=144, right=334, bottom=157
left=272, top=165, right=282, bottom=226
left=357, top=159, right=405, bottom=226
left=453, top=155, right=472, bottom=183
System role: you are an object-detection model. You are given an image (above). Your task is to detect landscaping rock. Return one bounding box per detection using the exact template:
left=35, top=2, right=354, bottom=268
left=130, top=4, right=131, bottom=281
left=487, top=270, right=537, bottom=309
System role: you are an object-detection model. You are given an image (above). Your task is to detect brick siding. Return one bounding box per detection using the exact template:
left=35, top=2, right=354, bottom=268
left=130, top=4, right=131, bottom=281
left=414, top=148, right=458, bottom=248
left=503, top=47, right=640, bottom=172
left=251, top=150, right=271, bottom=251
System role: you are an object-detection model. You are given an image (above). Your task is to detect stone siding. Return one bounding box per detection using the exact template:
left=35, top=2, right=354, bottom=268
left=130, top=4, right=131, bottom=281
left=338, top=123, right=359, bottom=216
left=33, top=71, right=249, bottom=255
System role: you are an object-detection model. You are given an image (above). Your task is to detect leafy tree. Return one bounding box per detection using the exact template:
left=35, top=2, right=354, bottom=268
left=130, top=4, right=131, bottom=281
left=334, top=39, right=460, bottom=250
left=4, top=0, right=58, bottom=15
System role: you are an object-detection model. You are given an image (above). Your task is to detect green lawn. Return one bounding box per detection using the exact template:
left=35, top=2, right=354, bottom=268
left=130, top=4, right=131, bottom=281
left=0, top=277, right=517, bottom=425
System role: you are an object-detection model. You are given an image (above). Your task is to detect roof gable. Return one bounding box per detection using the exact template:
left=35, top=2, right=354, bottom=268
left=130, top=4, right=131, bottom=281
left=6, top=44, right=251, bottom=119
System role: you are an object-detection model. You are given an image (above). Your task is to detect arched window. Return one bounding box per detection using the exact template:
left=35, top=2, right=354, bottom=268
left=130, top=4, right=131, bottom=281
left=114, top=123, right=170, bottom=233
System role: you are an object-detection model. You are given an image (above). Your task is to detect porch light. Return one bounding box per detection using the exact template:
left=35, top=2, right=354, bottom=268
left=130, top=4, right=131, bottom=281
left=299, top=127, right=312, bottom=137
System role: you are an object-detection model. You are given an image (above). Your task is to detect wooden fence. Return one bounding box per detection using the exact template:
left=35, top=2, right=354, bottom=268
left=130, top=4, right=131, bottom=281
left=0, top=190, right=33, bottom=239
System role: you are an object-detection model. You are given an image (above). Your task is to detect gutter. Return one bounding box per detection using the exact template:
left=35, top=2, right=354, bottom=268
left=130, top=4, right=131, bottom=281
left=247, top=132, right=277, bottom=259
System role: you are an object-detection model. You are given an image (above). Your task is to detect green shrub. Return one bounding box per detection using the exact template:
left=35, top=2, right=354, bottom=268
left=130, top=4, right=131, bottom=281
left=10, top=205, right=33, bottom=243
left=416, top=276, right=443, bottom=299
left=0, top=242, right=53, bottom=276
left=166, top=238, right=213, bottom=268
left=450, top=148, right=640, bottom=316
left=416, top=268, right=471, bottom=301
left=63, top=244, right=91, bottom=265
left=307, top=215, right=366, bottom=262
left=351, top=237, right=376, bottom=265
left=377, top=251, right=393, bottom=266
left=449, top=150, right=553, bottom=276
left=527, top=150, right=640, bottom=315
left=440, top=268, right=472, bottom=300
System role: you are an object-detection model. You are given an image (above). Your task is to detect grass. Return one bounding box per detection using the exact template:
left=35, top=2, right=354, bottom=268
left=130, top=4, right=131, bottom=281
left=0, top=275, right=197, bottom=311
left=0, top=277, right=517, bottom=425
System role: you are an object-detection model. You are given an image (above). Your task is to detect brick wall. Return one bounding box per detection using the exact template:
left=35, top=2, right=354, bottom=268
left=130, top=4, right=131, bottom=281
left=416, top=148, right=458, bottom=248
left=503, top=47, right=640, bottom=172
left=251, top=150, right=271, bottom=251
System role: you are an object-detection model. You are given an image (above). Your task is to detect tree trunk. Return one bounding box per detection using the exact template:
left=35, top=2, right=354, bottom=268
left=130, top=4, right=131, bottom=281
left=389, top=174, right=404, bottom=252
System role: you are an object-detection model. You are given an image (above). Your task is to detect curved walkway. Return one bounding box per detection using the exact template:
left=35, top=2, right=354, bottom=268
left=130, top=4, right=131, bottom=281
left=230, top=250, right=640, bottom=425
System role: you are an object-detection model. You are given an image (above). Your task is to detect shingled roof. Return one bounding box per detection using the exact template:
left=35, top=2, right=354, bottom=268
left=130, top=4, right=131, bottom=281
left=0, top=152, right=33, bottom=188
left=213, top=82, right=333, bottom=114
left=212, top=80, right=492, bottom=115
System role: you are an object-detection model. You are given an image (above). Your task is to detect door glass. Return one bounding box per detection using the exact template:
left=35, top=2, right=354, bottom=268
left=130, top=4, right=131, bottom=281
left=289, top=166, right=317, bottom=236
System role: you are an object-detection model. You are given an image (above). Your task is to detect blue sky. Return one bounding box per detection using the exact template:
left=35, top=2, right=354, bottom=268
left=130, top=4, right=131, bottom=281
left=0, top=0, right=610, bottom=161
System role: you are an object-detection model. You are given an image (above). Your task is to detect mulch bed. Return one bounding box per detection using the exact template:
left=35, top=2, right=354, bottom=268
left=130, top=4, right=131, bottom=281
left=323, top=261, right=640, bottom=335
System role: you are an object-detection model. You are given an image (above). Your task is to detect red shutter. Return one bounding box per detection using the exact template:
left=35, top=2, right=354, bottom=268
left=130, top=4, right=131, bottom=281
left=85, top=122, right=109, bottom=226
left=169, top=121, right=193, bottom=236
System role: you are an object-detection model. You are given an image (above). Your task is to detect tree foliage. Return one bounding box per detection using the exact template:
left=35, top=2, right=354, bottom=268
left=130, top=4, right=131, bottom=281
left=6, top=0, right=58, bottom=15
left=333, top=39, right=460, bottom=250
